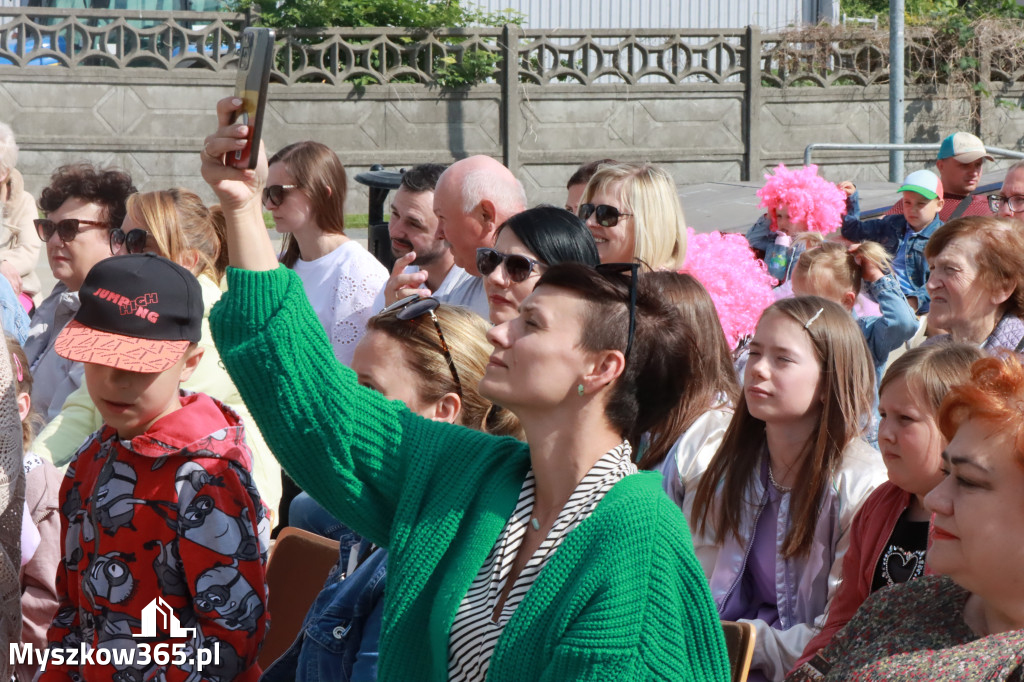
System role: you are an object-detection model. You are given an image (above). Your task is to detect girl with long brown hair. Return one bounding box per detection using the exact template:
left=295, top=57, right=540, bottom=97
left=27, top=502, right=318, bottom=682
left=687, top=296, right=886, bottom=681
left=638, top=272, right=739, bottom=507
left=266, top=141, right=388, bottom=366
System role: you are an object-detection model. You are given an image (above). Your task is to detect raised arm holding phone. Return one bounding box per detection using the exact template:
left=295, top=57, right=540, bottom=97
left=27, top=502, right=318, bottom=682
left=202, top=98, right=730, bottom=682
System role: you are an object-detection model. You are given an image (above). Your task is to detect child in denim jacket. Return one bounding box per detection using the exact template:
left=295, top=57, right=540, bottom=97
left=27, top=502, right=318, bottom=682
left=840, top=170, right=945, bottom=314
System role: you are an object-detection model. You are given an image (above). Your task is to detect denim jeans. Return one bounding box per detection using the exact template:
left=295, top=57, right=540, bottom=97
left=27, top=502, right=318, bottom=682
left=261, top=546, right=387, bottom=682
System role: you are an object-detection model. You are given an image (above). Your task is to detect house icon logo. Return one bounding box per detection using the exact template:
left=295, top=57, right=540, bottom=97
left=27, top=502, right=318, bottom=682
left=133, top=597, right=196, bottom=638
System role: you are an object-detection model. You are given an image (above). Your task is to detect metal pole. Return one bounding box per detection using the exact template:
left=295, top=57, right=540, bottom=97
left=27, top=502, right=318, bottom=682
left=889, top=0, right=905, bottom=183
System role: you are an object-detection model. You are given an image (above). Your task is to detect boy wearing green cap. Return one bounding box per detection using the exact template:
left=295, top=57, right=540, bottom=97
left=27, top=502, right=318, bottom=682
left=840, top=169, right=945, bottom=314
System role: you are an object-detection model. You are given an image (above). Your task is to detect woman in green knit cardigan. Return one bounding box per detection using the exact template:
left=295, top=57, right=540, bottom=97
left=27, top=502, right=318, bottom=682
left=202, top=98, right=730, bottom=681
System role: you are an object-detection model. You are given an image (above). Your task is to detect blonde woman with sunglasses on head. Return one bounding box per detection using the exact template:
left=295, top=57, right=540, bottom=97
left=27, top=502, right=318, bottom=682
left=31, top=189, right=283, bottom=521
left=265, top=141, right=388, bottom=367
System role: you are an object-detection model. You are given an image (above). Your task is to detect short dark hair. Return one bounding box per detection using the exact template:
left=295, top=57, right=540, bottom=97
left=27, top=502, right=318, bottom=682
left=567, top=158, right=618, bottom=189
left=498, top=205, right=600, bottom=268
left=39, top=163, right=136, bottom=230
left=536, top=263, right=693, bottom=448
left=400, top=163, right=447, bottom=193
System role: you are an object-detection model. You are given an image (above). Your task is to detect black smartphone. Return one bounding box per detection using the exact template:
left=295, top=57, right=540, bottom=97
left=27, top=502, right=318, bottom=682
left=231, top=27, right=275, bottom=169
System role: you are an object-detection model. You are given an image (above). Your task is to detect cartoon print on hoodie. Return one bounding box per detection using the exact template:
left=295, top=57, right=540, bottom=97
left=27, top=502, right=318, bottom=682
left=42, top=392, right=270, bottom=682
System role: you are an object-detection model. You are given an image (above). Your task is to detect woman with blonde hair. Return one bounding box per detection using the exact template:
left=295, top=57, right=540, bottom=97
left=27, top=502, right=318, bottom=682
left=266, top=299, right=522, bottom=680
left=287, top=299, right=523, bottom=542
left=31, top=188, right=282, bottom=519
left=578, top=161, right=687, bottom=270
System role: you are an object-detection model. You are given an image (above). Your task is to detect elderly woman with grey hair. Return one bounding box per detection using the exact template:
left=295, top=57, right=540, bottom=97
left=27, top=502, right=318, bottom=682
left=0, top=122, right=42, bottom=307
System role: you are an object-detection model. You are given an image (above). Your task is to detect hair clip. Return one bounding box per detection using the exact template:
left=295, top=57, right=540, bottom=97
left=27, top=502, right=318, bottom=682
left=11, top=352, right=22, bottom=383
left=804, top=307, right=824, bottom=330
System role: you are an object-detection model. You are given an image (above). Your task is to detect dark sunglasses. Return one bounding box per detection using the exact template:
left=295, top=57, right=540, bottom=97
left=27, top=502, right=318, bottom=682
left=476, top=247, right=544, bottom=284
left=34, top=218, right=109, bottom=243
left=379, top=295, right=462, bottom=395
left=578, top=203, right=633, bottom=228
left=596, top=262, right=639, bottom=360
left=262, top=184, right=299, bottom=208
left=109, top=228, right=149, bottom=255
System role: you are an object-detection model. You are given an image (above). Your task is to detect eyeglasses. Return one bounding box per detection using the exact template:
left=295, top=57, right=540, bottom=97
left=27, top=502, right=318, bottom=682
left=987, top=194, right=1024, bottom=214
left=476, top=247, right=544, bottom=283
left=379, top=295, right=462, bottom=395
left=109, top=228, right=149, bottom=255
left=34, top=218, right=109, bottom=243
left=578, top=203, right=633, bottom=228
left=595, top=262, right=639, bottom=360
left=262, top=184, right=299, bottom=208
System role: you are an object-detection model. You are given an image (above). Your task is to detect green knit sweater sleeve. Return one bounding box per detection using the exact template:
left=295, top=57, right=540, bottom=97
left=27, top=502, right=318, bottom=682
left=208, top=265, right=495, bottom=548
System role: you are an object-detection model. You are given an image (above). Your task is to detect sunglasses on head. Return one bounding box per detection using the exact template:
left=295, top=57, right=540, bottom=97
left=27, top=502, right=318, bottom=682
left=595, top=262, right=639, bottom=361
left=34, top=218, right=109, bottom=243
left=262, top=184, right=299, bottom=208
left=109, top=228, right=149, bottom=255
left=578, top=203, right=633, bottom=228
left=379, top=295, right=462, bottom=395
left=476, top=247, right=544, bottom=284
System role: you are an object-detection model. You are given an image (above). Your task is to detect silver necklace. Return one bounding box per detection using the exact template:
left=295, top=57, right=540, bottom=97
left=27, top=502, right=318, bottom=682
left=767, top=462, right=792, bottom=493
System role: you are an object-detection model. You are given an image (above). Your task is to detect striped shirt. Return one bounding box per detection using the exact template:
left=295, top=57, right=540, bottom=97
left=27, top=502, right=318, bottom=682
left=447, top=442, right=636, bottom=681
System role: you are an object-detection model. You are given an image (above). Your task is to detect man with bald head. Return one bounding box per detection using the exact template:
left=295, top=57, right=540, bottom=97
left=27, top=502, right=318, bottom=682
left=990, top=161, right=1024, bottom=224
left=382, top=154, right=526, bottom=318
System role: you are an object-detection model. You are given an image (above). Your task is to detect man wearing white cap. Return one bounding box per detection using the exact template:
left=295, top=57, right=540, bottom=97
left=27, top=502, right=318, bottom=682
left=842, top=169, right=944, bottom=313
left=887, top=131, right=993, bottom=222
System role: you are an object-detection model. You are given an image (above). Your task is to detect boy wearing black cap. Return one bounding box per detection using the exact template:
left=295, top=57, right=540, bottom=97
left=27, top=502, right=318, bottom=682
left=41, top=254, right=269, bottom=681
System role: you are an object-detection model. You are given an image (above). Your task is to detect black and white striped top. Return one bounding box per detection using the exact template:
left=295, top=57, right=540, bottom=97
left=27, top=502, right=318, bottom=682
left=446, top=442, right=636, bottom=681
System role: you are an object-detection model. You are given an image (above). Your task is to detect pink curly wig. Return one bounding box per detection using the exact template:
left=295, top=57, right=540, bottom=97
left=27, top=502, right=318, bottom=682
left=682, top=228, right=777, bottom=350
left=757, top=163, right=847, bottom=234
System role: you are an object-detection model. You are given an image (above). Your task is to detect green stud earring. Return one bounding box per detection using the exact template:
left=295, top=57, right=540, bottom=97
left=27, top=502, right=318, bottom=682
left=577, top=384, right=585, bottom=396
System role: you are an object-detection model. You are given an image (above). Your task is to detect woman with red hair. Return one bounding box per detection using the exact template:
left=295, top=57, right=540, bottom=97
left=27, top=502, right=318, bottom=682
left=789, top=353, right=1024, bottom=681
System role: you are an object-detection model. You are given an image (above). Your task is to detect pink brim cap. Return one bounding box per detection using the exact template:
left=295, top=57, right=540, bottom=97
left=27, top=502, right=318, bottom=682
left=55, top=319, right=190, bottom=373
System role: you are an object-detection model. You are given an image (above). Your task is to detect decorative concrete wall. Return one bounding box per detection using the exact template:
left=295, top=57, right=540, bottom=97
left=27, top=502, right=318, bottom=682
left=3, top=8, right=1023, bottom=214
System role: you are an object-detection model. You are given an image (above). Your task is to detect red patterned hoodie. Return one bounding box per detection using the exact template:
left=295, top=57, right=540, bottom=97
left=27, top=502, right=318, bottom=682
left=41, top=391, right=270, bottom=682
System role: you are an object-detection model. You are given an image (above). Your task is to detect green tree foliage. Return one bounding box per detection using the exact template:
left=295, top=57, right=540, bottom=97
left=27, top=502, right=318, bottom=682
left=841, top=0, right=1024, bottom=22
left=231, top=0, right=519, bottom=30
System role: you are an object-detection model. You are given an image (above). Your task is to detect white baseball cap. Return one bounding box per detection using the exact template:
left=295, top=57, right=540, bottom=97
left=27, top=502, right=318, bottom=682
left=897, top=169, right=943, bottom=201
left=938, top=132, right=994, bottom=163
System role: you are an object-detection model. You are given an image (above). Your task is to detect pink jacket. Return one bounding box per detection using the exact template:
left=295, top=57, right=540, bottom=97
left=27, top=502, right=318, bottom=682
left=792, top=481, right=932, bottom=672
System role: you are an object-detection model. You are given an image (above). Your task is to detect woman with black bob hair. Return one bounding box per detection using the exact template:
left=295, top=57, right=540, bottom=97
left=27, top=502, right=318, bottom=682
left=478, top=204, right=600, bottom=324
left=203, top=97, right=729, bottom=680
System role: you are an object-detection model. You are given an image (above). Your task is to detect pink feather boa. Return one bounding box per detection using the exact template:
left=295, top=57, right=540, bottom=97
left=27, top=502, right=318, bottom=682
left=681, top=228, right=777, bottom=350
